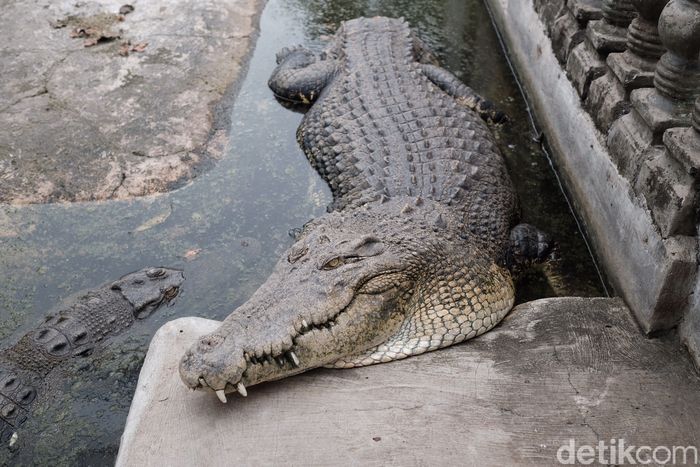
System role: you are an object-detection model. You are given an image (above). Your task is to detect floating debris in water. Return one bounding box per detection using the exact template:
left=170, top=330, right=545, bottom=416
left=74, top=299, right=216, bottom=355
left=184, top=248, right=202, bottom=261
left=134, top=204, right=173, bottom=233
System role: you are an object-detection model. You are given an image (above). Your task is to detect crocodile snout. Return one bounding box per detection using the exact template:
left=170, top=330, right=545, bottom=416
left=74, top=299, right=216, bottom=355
left=179, top=333, right=248, bottom=403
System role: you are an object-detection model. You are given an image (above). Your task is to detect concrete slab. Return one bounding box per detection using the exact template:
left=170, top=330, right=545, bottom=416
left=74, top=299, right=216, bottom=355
left=0, top=0, right=264, bottom=204
left=117, top=298, right=700, bottom=466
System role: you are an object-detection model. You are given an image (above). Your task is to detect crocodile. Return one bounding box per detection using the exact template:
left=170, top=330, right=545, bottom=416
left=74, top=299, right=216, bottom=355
left=0, top=267, right=184, bottom=444
left=180, top=16, right=552, bottom=402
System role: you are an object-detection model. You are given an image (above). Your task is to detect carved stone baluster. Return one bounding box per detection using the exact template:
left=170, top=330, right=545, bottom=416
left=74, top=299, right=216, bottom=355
left=567, top=0, right=637, bottom=99
left=551, top=0, right=603, bottom=64
left=654, top=0, right=700, bottom=101
left=586, top=0, right=669, bottom=130
left=608, top=0, right=700, bottom=182
left=610, top=0, right=669, bottom=86
left=631, top=0, right=700, bottom=134
left=607, top=3, right=700, bottom=240
left=626, top=0, right=667, bottom=61
left=587, top=0, right=638, bottom=52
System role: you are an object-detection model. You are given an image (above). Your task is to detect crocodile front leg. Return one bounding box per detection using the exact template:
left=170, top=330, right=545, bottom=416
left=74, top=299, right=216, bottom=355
left=268, top=46, right=338, bottom=104
left=420, top=63, right=507, bottom=124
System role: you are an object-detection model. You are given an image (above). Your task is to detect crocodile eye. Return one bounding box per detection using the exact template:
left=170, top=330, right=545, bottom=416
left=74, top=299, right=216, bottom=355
left=146, top=268, right=165, bottom=278
left=163, top=286, right=179, bottom=301
left=321, top=257, right=344, bottom=270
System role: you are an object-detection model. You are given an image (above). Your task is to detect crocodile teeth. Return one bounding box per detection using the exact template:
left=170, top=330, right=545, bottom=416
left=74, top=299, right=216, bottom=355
left=301, top=319, right=309, bottom=331
left=275, top=355, right=286, bottom=367
left=216, top=390, right=227, bottom=404
left=198, top=377, right=208, bottom=388
left=236, top=383, right=248, bottom=397
left=287, top=351, right=300, bottom=367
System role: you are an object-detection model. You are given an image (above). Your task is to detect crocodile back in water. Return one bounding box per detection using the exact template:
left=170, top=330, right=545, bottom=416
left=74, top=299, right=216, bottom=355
left=0, top=267, right=184, bottom=445
left=295, top=17, right=516, bottom=252
left=180, top=17, right=551, bottom=402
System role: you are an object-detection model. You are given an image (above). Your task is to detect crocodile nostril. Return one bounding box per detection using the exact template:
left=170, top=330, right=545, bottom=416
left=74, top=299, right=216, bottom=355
left=197, top=334, right=224, bottom=352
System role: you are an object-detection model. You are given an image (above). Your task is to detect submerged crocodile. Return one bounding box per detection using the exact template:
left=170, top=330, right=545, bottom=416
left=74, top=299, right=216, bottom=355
left=0, top=267, right=184, bottom=444
left=180, top=17, right=552, bottom=402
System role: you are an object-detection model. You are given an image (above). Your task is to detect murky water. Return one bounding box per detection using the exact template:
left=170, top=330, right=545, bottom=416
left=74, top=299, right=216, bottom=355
left=0, top=0, right=606, bottom=463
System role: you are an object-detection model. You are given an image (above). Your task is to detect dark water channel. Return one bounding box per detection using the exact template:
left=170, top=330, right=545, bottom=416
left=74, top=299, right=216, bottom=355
left=0, top=0, right=606, bottom=463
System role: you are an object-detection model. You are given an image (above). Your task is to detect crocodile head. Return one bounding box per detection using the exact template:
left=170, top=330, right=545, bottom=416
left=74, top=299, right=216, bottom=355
left=111, top=267, right=185, bottom=318
left=179, top=198, right=514, bottom=401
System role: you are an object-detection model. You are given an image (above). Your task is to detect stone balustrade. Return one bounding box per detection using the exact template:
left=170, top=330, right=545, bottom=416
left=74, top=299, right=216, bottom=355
left=605, top=0, right=700, bottom=238
left=529, top=0, right=699, bottom=332
left=565, top=0, right=639, bottom=100
left=588, top=0, right=638, bottom=52
left=627, top=0, right=700, bottom=139
left=587, top=0, right=669, bottom=131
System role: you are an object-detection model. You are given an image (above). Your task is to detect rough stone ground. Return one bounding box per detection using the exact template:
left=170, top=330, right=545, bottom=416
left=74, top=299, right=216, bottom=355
left=117, top=298, right=700, bottom=466
left=0, top=0, right=265, bottom=204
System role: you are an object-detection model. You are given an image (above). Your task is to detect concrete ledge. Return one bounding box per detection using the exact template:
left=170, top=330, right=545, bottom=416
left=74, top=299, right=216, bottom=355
left=483, top=0, right=697, bottom=333
left=117, top=298, right=700, bottom=466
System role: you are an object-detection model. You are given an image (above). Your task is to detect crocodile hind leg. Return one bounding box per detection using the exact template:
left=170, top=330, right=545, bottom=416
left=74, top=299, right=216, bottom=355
left=419, top=63, right=507, bottom=124
left=328, top=258, right=515, bottom=368
left=268, top=46, right=338, bottom=104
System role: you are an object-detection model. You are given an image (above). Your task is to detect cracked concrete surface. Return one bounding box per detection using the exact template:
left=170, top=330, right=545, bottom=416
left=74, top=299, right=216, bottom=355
left=117, top=298, right=700, bottom=466
left=0, top=0, right=265, bottom=204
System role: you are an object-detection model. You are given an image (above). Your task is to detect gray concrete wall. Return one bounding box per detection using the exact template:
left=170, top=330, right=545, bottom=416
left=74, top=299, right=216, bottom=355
left=483, top=0, right=699, bottom=366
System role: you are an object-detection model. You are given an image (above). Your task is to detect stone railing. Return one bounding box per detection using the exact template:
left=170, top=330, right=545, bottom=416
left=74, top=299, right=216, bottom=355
left=531, top=0, right=699, bottom=330
left=608, top=0, right=699, bottom=238
left=588, top=0, right=669, bottom=130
